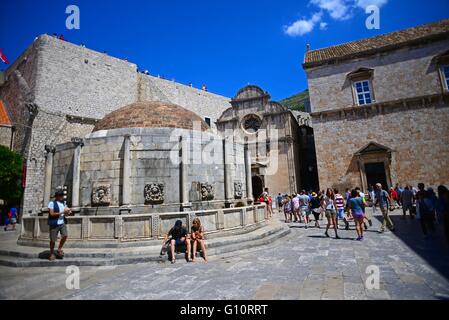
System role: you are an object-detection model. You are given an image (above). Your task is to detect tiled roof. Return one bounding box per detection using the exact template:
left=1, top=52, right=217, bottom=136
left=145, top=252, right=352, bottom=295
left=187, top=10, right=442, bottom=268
left=304, top=19, right=449, bottom=67
left=0, top=100, right=11, bottom=126
left=93, top=101, right=209, bottom=132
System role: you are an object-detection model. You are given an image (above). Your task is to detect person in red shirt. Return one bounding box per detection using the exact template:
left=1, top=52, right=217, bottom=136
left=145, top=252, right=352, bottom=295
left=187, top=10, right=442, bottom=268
left=389, top=187, right=398, bottom=208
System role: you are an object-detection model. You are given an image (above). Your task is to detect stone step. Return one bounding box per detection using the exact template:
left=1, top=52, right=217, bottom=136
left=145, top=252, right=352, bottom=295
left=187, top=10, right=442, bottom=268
left=0, top=221, right=290, bottom=267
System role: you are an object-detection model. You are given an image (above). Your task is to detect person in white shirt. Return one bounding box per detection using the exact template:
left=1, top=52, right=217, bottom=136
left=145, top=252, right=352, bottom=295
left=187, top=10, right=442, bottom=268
left=47, top=190, right=72, bottom=261
left=324, top=188, right=340, bottom=239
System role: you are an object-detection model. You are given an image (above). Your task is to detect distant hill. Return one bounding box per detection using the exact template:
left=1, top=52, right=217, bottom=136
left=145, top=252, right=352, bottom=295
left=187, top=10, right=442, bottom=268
left=280, top=89, right=310, bottom=112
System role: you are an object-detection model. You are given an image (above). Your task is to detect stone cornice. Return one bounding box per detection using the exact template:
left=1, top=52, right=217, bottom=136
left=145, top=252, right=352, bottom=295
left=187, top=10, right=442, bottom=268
left=66, top=114, right=100, bottom=125
left=311, top=93, right=449, bottom=122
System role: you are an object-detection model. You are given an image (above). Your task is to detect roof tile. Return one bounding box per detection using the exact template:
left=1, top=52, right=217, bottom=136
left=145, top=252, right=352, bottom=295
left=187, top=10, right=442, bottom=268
left=0, top=100, right=11, bottom=126
left=304, top=19, right=449, bottom=67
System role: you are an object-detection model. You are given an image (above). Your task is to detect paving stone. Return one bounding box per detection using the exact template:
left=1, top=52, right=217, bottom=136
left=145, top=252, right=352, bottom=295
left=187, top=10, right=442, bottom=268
left=1, top=213, right=449, bottom=300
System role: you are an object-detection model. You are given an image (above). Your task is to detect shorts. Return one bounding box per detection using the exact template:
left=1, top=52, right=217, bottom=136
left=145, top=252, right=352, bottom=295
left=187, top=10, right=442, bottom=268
left=352, top=211, right=364, bottom=220
left=312, top=209, right=321, bottom=220
left=336, top=209, right=345, bottom=220
left=325, top=209, right=337, bottom=218
left=173, top=238, right=186, bottom=246
left=49, top=224, right=68, bottom=242
left=300, top=207, right=310, bottom=216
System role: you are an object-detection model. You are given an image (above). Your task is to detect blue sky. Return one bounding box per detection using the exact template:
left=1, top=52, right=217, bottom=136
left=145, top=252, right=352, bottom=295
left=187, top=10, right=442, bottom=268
left=1, top=0, right=448, bottom=100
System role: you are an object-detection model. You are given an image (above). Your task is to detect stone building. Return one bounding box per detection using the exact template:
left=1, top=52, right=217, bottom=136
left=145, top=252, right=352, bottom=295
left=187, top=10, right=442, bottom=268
left=217, top=85, right=318, bottom=198
left=303, top=19, right=449, bottom=191
left=0, top=35, right=232, bottom=215
left=43, top=101, right=250, bottom=216
left=0, top=34, right=320, bottom=216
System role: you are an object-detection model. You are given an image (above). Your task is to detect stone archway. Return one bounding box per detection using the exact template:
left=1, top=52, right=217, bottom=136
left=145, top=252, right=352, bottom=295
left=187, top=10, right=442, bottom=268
left=252, top=175, right=264, bottom=200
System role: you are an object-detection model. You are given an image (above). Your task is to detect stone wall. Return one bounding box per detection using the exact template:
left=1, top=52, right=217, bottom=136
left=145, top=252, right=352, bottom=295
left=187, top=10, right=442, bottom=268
left=306, top=39, right=449, bottom=113
left=20, top=205, right=266, bottom=246
left=0, top=126, right=11, bottom=148
left=137, top=74, right=231, bottom=129
left=313, top=101, right=449, bottom=191
left=1, top=35, right=233, bottom=215
left=50, top=128, right=247, bottom=214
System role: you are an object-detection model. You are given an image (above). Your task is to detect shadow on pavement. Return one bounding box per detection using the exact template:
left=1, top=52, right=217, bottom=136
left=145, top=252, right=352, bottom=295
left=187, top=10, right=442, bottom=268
left=374, top=213, right=449, bottom=280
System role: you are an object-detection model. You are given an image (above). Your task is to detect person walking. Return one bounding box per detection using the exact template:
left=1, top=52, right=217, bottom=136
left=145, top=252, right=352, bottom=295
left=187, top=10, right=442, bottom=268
left=348, top=189, right=366, bottom=241
left=47, top=190, right=72, bottom=261
left=417, top=188, right=437, bottom=239
left=283, top=195, right=293, bottom=223
left=324, top=188, right=340, bottom=239
left=375, top=183, right=395, bottom=233
left=401, top=185, right=415, bottom=219
left=310, top=192, right=321, bottom=228
left=395, top=184, right=404, bottom=207
left=276, top=193, right=283, bottom=213
left=262, top=188, right=273, bottom=219
left=292, top=193, right=301, bottom=223
left=298, top=190, right=311, bottom=229
left=368, top=184, right=377, bottom=216
left=356, top=187, right=371, bottom=230
left=437, top=186, right=449, bottom=245
left=415, top=183, right=427, bottom=219
left=389, top=187, right=399, bottom=209
left=334, top=189, right=349, bottom=230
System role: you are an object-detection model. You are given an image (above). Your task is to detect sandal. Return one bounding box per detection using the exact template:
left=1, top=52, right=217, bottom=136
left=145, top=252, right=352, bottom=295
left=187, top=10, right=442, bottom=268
left=49, top=254, right=56, bottom=261
left=57, top=250, right=65, bottom=257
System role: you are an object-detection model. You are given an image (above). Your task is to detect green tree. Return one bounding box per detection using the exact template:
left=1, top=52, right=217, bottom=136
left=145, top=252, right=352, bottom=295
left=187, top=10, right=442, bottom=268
left=0, top=145, right=23, bottom=205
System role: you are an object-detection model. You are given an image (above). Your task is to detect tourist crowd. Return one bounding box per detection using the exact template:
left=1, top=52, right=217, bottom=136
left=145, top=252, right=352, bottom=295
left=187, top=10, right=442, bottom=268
left=265, top=183, right=449, bottom=243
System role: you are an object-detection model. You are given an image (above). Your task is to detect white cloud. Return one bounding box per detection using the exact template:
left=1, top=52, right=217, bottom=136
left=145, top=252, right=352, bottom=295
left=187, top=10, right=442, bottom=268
left=310, top=0, right=353, bottom=21
left=284, top=12, right=323, bottom=37
left=284, top=0, right=388, bottom=37
left=355, top=0, right=388, bottom=9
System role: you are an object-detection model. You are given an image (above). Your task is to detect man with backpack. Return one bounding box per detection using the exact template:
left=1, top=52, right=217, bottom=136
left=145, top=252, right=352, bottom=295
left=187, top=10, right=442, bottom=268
left=48, top=190, right=72, bottom=261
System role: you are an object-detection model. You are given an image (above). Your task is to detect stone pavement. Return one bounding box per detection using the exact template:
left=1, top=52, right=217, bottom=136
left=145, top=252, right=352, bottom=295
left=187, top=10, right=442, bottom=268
left=1, top=210, right=449, bottom=300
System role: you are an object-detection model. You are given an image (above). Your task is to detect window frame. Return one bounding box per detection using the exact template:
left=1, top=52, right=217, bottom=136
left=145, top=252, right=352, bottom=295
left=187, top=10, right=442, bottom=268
left=440, top=65, right=449, bottom=92
left=204, top=117, right=211, bottom=127
left=352, top=79, right=375, bottom=106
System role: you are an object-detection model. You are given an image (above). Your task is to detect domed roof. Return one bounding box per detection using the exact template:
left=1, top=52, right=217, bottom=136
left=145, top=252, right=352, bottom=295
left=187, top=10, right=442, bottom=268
left=93, top=101, right=209, bottom=132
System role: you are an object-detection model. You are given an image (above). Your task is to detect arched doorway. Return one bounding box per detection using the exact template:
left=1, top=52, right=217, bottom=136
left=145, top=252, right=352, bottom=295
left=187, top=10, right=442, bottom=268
left=252, top=176, right=264, bottom=200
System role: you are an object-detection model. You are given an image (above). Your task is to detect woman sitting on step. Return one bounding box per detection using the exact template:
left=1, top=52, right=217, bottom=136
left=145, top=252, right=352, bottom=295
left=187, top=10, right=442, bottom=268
left=191, top=218, right=208, bottom=263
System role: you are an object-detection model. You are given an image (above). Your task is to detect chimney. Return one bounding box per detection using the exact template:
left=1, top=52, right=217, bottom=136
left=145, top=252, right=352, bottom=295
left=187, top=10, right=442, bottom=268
left=306, top=44, right=311, bottom=52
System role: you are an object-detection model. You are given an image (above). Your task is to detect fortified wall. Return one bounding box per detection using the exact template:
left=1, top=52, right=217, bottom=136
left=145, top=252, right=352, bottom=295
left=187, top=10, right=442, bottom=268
left=0, top=35, right=231, bottom=215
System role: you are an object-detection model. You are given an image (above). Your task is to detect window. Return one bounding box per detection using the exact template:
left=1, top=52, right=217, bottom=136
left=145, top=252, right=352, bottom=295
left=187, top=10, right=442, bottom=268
left=442, top=65, right=449, bottom=90
left=204, top=117, right=211, bottom=127
left=241, top=114, right=262, bottom=134
left=354, top=80, right=373, bottom=106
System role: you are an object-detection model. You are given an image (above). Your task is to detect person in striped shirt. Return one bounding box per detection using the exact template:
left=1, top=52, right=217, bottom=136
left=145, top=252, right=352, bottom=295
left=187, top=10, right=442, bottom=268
left=334, top=189, right=349, bottom=230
